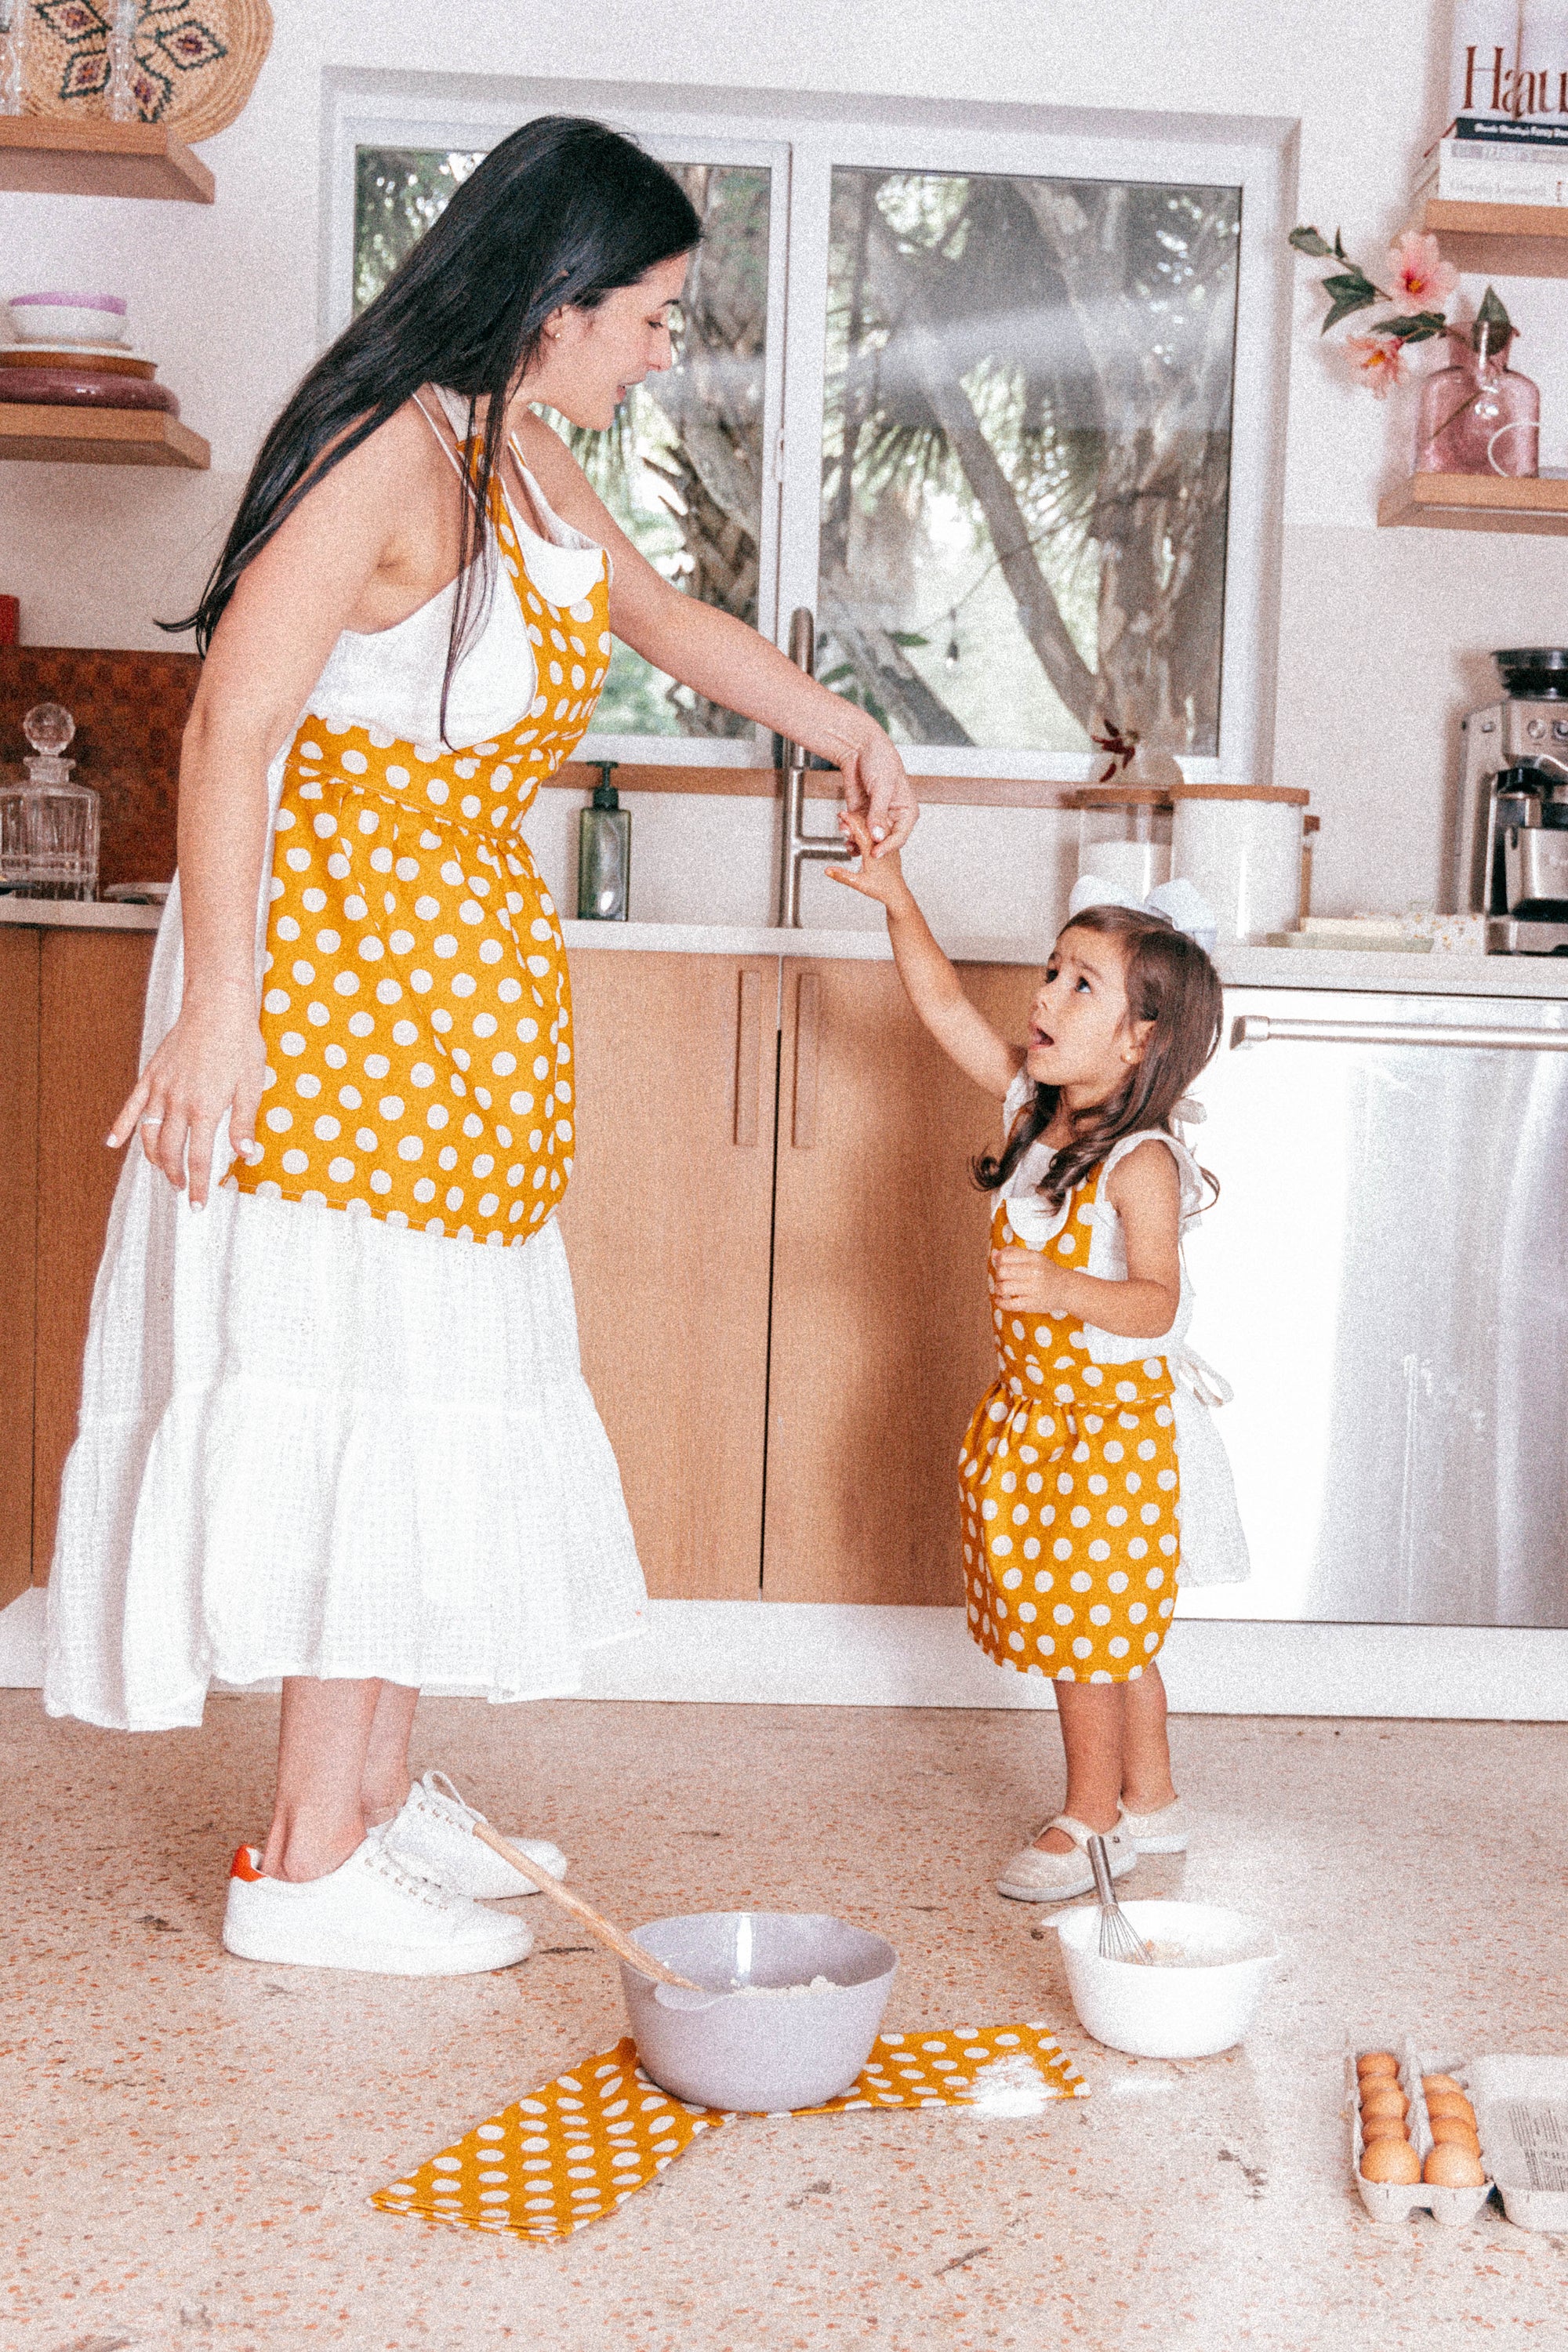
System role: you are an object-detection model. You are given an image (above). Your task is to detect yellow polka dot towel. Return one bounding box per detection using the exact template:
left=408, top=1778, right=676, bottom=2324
left=372, top=2025, right=1086, bottom=2241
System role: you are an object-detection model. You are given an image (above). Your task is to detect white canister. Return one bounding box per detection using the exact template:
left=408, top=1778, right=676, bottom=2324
left=1170, top=789, right=1308, bottom=943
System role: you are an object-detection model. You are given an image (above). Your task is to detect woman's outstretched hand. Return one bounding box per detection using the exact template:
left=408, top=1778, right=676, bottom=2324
left=826, top=810, right=919, bottom=912
left=838, top=732, right=918, bottom=856
left=107, top=979, right=267, bottom=1210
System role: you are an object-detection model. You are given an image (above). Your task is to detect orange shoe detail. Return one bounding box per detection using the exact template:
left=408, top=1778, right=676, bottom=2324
left=230, top=1844, right=263, bottom=1882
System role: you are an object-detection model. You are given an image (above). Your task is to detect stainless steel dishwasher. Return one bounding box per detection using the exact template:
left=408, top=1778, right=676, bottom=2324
left=1177, top=985, right=1568, bottom=1628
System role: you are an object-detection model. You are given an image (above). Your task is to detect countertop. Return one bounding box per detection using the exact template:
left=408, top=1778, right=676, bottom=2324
left=9, top=893, right=1568, bottom=997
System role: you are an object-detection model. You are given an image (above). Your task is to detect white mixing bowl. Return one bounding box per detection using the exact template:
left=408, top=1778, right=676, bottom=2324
left=1056, top=1899, right=1275, bottom=2058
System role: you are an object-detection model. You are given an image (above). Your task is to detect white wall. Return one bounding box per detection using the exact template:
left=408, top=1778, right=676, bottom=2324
left=4, top=0, right=1554, bottom=927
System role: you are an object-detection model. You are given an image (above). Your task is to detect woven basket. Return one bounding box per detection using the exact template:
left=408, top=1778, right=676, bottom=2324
left=20, top=0, right=274, bottom=145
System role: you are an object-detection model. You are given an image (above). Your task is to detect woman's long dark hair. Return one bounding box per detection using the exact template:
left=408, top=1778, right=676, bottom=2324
left=166, top=116, right=700, bottom=739
left=975, top=904, right=1224, bottom=1208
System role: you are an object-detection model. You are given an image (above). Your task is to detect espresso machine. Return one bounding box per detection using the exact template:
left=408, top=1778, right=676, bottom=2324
left=1456, top=648, right=1568, bottom=952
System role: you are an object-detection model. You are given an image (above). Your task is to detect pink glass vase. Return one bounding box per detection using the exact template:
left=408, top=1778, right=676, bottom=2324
left=1416, top=328, right=1540, bottom=477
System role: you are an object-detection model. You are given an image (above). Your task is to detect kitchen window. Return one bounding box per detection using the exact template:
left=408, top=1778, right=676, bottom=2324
left=327, top=82, right=1293, bottom=783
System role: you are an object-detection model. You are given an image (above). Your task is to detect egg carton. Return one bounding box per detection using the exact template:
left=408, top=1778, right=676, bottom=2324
left=1452, top=2053, right=1568, bottom=2233
left=1348, top=2038, right=1568, bottom=2231
left=1345, top=2038, right=1492, bottom=2227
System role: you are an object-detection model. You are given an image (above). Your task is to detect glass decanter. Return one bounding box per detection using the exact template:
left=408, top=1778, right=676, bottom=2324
left=107, top=0, right=141, bottom=122
left=1416, top=325, right=1540, bottom=478
left=0, top=0, right=27, bottom=116
left=0, top=704, right=100, bottom=900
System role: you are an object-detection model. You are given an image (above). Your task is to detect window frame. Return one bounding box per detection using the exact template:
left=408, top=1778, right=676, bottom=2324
left=325, top=72, right=1297, bottom=786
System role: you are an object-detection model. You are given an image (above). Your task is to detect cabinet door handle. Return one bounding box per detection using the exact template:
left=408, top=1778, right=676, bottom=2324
left=1232, top=1012, right=1568, bottom=1053
left=733, top=968, right=763, bottom=1147
left=792, top=971, right=820, bottom=1148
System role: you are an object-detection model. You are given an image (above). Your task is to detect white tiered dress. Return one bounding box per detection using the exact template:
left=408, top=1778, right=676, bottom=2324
left=44, top=454, right=647, bottom=1731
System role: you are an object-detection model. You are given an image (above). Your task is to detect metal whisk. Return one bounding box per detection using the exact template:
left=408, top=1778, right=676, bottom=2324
left=1088, top=1834, right=1152, bottom=1965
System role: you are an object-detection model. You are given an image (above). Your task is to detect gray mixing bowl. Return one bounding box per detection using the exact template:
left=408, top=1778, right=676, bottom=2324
left=620, top=1911, right=898, bottom=2112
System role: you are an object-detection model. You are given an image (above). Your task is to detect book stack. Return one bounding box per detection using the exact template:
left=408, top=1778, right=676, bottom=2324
left=1417, top=2, right=1568, bottom=204
left=1417, top=118, right=1568, bottom=205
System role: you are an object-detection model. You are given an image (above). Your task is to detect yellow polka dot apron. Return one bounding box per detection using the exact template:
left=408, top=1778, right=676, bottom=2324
left=960, top=1167, right=1181, bottom=1683
left=232, top=478, right=609, bottom=1246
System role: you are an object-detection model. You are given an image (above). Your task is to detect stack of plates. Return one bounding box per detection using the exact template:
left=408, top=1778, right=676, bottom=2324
left=0, top=346, right=178, bottom=416
left=2, top=293, right=177, bottom=415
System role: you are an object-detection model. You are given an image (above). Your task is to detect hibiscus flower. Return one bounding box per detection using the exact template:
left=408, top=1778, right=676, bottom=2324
left=1388, top=230, right=1457, bottom=308
left=1344, top=333, right=1406, bottom=397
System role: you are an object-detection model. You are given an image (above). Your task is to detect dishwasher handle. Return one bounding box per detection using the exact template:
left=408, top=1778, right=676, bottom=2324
left=1232, top=1012, right=1568, bottom=1053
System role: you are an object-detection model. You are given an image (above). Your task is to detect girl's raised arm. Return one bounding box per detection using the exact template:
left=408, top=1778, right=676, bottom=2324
left=826, top=812, right=1022, bottom=1101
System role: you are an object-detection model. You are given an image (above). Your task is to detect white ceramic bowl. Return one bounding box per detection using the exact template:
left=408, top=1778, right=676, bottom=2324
left=9, top=295, right=129, bottom=347
left=1056, top=1898, right=1276, bottom=2058
left=620, top=1911, right=898, bottom=2111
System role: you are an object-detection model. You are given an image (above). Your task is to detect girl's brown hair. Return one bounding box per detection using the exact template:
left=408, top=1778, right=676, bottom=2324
left=975, top=905, right=1224, bottom=1208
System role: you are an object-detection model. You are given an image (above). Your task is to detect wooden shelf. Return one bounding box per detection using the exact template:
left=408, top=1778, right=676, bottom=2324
left=0, top=117, right=212, bottom=203
left=0, top=405, right=209, bottom=469
left=1378, top=470, right=1568, bottom=534
left=543, top=760, right=1088, bottom=807
left=1422, top=198, right=1568, bottom=278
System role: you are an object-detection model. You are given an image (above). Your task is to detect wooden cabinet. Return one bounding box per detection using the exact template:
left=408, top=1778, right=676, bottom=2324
left=557, top=950, right=1036, bottom=1609
left=0, top=927, right=41, bottom=1606
left=764, top=958, right=1029, bottom=1605
left=1, top=926, right=153, bottom=1602
left=557, top=952, right=778, bottom=1600
left=7, top=932, right=1033, bottom=1616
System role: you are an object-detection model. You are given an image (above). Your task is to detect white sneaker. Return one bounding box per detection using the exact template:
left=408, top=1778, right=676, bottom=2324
left=996, top=1813, right=1139, bottom=1903
left=381, top=1769, right=568, bottom=1902
left=1118, top=1796, right=1190, bottom=1853
left=222, top=1832, right=534, bottom=1976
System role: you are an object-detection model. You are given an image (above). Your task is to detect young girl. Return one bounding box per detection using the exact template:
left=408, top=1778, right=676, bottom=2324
left=829, top=817, right=1245, bottom=1903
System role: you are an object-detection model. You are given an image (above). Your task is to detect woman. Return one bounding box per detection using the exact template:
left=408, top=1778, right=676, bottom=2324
left=44, top=118, right=917, bottom=1976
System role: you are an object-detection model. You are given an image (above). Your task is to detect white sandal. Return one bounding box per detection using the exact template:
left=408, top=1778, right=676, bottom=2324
left=995, top=1813, right=1139, bottom=1903
left=1117, top=1795, right=1189, bottom=1854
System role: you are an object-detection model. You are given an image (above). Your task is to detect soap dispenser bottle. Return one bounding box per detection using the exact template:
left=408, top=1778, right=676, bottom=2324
left=577, top=760, right=630, bottom=920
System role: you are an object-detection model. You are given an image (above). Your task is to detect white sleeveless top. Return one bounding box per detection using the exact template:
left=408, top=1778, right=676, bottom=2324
left=304, top=387, right=608, bottom=751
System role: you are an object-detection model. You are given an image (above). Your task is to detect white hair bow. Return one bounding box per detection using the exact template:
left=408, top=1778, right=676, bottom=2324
left=1067, top=873, right=1218, bottom=953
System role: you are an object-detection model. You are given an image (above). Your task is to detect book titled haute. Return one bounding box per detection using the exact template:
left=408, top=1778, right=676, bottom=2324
left=1420, top=2, right=1568, bottom=199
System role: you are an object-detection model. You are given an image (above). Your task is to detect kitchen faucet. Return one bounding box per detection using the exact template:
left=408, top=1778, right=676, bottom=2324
left=778, top=606, right=848, bottom=927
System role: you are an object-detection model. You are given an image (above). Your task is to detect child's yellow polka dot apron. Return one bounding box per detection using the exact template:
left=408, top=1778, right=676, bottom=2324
left=231, top=478, right=608, bottom=1246
left=960, top=1169, right=1180, bottom=1683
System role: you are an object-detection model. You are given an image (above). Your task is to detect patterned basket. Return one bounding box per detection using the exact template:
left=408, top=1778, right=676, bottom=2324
left=18, top=0, right=273, bottom=144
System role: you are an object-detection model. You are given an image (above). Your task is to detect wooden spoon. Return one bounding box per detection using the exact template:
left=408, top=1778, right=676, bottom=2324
left=470, top=1820, right=703, bottom=1991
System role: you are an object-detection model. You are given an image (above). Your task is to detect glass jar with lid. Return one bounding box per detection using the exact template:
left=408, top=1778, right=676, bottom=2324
left=1072, top=788, right=1174, bottom=903
left=0, top=702, right=100, bottom=900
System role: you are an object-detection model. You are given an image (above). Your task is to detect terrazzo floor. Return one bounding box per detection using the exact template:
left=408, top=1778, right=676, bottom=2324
left=2, top=1693, right=1566, bottom=2352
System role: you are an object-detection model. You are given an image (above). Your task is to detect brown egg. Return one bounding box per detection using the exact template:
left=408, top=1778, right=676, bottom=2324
left=1425, top=2092, right=1475, bottom=2125
left=1362, top=2136, right=1422, bottom=2183
left=1357, top=2051, right=1400, bottom=2080
left=1424, top=2142, right=1486, bottom=2188
left=1422, top=2074, right=1465, bottom=2098
left=1360, top=2114, right=1410, bottom=2145
left=1360, top=2085, right=1410, bottom=2122
left=1428, top=2117, right=1482, bottom=2154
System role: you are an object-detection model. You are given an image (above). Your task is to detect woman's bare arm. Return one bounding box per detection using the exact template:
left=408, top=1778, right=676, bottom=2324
left=109, top=406, right=455, bottom=1205
left=513, top=412, right=918, bottom=855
